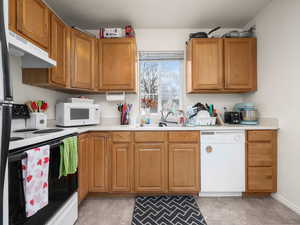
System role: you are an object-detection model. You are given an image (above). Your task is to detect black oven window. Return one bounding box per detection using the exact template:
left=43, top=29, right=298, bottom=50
left=70, top=108, right=89, bottom=120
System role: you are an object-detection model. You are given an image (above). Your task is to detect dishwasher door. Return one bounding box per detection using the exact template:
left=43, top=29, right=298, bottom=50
left=201, top=131, right=245, bottom=194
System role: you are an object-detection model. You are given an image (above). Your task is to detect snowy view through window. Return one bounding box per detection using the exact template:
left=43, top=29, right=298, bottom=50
left=139, top=55, right=183, bottom=113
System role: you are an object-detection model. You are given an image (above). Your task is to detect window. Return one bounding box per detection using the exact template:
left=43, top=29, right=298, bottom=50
left=139, top=51, right=184, bottom=114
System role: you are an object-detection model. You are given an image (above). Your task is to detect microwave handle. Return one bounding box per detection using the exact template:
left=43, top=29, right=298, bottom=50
left=8, top=140, right=64, bottom=163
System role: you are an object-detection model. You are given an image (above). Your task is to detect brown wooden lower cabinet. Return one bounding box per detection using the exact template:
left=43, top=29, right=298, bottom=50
left=246, top=130, right=277, bottom=193
left=77, top=130, right=277, bottom=202
left=169, top=143, right=200, bottom=193
left=111, top=143, right=132, bottom=192
left=78, top=134, right=89, bottom=203
left=134, top=143, right=167, bottom=193
left=89, top=133, right=109, bottom=192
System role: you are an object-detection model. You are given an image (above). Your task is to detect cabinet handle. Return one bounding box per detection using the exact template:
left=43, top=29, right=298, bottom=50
left=206, top=146, right=213, bottom=153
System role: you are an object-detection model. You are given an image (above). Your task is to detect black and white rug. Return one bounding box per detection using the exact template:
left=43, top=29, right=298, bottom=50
left=131, top=196, right=207, bottom=225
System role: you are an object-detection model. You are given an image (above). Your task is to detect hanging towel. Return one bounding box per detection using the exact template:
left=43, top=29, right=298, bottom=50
left=59, top=136, right=78, bottom=178
left=22, top=145, right=50, bottom=217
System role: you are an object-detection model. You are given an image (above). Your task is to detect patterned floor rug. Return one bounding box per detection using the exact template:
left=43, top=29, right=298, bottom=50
left=131, top=196, right=207, bottom=225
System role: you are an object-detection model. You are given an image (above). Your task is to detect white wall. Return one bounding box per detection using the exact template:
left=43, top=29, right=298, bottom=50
left=87, top=28, right=244, bottom=119
left=10, top=56, right=70, bottom=119
left=244, top=0, right=300, bottom=213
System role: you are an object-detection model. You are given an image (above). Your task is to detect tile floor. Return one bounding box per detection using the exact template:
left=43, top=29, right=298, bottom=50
left=76, top=196, right=300, bottom=225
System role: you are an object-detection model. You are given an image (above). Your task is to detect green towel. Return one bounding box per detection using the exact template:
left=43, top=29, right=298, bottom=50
left=59, top=136, right=78, bottom=178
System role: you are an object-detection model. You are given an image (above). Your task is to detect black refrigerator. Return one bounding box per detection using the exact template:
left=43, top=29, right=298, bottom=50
left=0, top=0, right=13, bottom=224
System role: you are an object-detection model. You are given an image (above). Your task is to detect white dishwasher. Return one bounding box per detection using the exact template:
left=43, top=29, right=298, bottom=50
left=200, top=130, right=245, bottom=196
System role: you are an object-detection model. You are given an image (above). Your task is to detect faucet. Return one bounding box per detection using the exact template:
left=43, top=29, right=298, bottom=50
left=160, top=110, right=176, bottom=123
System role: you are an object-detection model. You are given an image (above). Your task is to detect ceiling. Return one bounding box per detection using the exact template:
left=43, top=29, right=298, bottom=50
left=44, top=0, right=271, bottom=29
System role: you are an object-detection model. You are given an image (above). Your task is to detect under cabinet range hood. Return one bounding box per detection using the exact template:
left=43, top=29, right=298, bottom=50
left=8, top=30, right=56, bottom=68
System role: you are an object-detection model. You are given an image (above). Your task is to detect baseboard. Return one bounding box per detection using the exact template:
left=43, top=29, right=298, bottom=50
left=272, top=193, right=300, bottom=215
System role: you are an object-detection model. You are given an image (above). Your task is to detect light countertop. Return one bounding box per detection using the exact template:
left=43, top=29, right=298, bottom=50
left=9, top=118, right=278, bottom=151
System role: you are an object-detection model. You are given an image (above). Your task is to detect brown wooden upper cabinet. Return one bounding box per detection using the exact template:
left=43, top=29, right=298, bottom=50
left=22, top=13, right=71, bottom=89
left=186, top=38, right=257, bottom=93
left=98, top=38, right=136, bottom=91
left=49, top=14, right=70, bottom=87
left=224, top=38, right=257, bottom=90
left=14, top=0, right=50, bottom=50
left=186, top=39, right=223, bottom=91
left=71, top=29, right=97, bottom=91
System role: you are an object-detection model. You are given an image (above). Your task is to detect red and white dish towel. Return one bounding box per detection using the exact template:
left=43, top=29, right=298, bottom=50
left=21, top=145, right=50, bottom=217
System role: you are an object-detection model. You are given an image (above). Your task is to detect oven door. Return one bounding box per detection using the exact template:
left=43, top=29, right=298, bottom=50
left=8, top=138, right=78, bottom=225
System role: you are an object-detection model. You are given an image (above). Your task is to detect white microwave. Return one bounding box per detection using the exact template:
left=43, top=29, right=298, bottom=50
left=56, top=103, right=101, bottom=127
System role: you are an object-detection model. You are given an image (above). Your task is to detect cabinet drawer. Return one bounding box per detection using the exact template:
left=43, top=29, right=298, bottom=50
left=248, top=142, right=273, bottom=167
left=112, top=132, right=131, bottom=142
left=247, top=131, right=274, bottom=142
left=168, top=131, right=199, bottom=143
left=135, top=132, right=166, bottom=142
left=248, top=167, right=274, bottom=192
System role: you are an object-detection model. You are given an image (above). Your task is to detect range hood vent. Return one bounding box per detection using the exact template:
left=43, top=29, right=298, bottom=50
left=8, top=31, right=56, bottom=68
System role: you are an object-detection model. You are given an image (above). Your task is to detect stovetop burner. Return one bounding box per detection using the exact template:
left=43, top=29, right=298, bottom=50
left=10, top=137, right=25, bottom=142
left=14, top=128, right=39, bottom=133
left=33, top=128, right=64, bottom=134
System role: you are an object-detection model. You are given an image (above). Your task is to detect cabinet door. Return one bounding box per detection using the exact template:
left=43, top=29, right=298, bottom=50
left=98, top=38, right=136, bottom=91
left=78, top=134, right=89, bottom=203
left=49, top=14, right=69, bottom=87
left=89, top=133, right=109, bottom=192
left=224, top=38, right=257, bottom=90
left=71, top=30, right=96, bottom=90
left=169, top=144, right=199, bottom=193
left=134, top=143, right=167, bottom=193
left=188, top=39, right=223, bottom=91
left=247, top=167, right=274, bottom=192
left=111, top=143, right=132, bottom=192
left=17, top=0, right=49, bottom=49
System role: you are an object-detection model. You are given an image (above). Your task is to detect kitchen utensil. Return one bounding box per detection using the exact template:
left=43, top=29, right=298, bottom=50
left=234, top=103, right=258, bottom=125
left=189, top=26, right=221, bottom=39
left=31, top=101, right=38, bottom=112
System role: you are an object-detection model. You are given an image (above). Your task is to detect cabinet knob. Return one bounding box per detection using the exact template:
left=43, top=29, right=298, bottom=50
left=206, top=146, right=213, bottom=153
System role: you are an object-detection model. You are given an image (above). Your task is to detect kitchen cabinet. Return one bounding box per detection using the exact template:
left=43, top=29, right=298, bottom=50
left=186, top=38, right=257, bottom=93
left=48, top=14, right=70, bottom=87
left=110, top=132, right=133, bottom=193
left=89, top=133, right=109, bottom=192
left=71, top=29, right=97, bottom=91
left=224, top=38, right=257, bottom=90
left=22, top=14, right=71, bottom=89
left=134, top=143, right=167, bottom=193
left=169, top=143, right=199, bottom=193
left=98, top=38, right=136, bottom=91
left=13, top=0, right=50, bottom=50
left=246, top=130, right=277, bottom=193
left=168, top=131, right=200, bottom=193
left=78, top=134, right=90, bottom=203
left=186, top=39, right=223, bottom=91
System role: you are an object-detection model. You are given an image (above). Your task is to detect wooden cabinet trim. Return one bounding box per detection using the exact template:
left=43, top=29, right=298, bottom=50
left=168, top=131, right=199, bottom=143
left=134, top=132, right=167, bottom=143
left=112, top=132, right=132, bottom=143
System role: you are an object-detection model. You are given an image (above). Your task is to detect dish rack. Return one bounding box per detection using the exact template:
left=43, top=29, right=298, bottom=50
left=186, top=117, right=217, bottom=126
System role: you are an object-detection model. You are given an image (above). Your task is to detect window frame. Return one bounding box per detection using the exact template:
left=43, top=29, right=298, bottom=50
left=138, top=52, right=184, bottom=115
